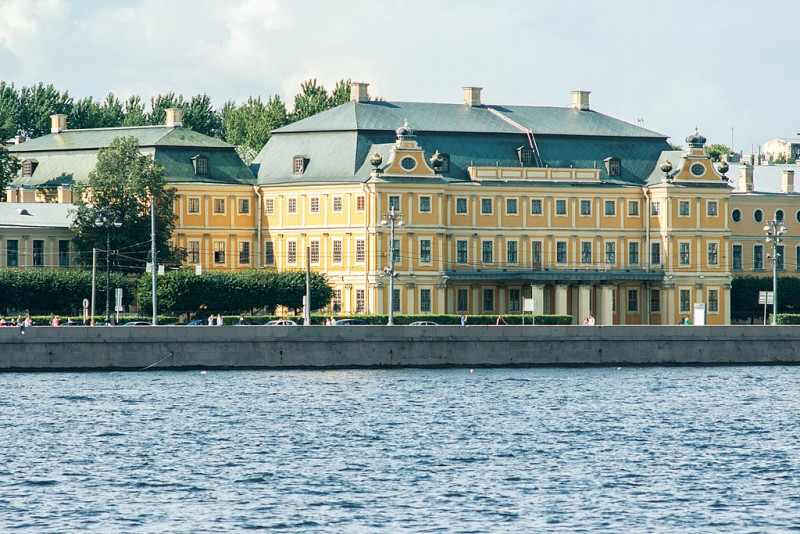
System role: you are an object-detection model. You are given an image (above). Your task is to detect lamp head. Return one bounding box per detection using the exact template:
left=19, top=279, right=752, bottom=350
left=94, top=216, right=105, bottom=227
left=113, top=216, right=123, bottom=228
left=398, top=220, right=406, bottom=227
left=763, top=225, right=771, bottom=232
left=379, top=219, right=388, bottom=227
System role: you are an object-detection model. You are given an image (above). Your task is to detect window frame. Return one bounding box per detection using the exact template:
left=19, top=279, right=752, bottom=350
left=506, top=198, right=518, bottom=216
left=480, top=197, right=493, bottom=215
left=264, top=241, right=275, bottom=265
left=580, top=199, right=592, bottom=217
left=187, top=197, right=201, bottom=214
left=332, top=239, right=343, bottom=265
left=388, top=195, right=401, bottom=212
left=355, top=239, right=366, bottom=264
left=419, top=288, right=432, bottom=313
left=456, top=239, right=468, bottom=264
left=309, top=196, right=320, bottom=214
left=213, top=240, right=226, bottom=264
left=287, top=197, right=298, bottom=215
left=188, top=240, right=201, bottom=264
left=678, top=200, right=690, bottom=217
left=264, top=197, right=275, bottom=216
left=455, top=197, right=468, bottom=214
left=604, top=200, right=616, bottom=217
left=679, top=241, right=691, bottom=266
left=238, top=241, right=251, bottom=265
left=287, top=240, right=297, bottom=265
left=333, top=196, right=343, bottom=213
left=707, top=200, right=718, bottom=217
left=481, top=240, right=494, bottom=264
left=506, top=239, right=518, bottom=264
left=628, top=200, right=640, bottom=217
left=237, top=198, right=250, bottom=215
left=419, top=238, right=432, bottom=264
left=212, top=197, right=226, bottom=215
left=418, top=195, right=432, bottom=213
left=531, top=198, right=543, bottom=215
left=555, top=199, right=567, bottom=216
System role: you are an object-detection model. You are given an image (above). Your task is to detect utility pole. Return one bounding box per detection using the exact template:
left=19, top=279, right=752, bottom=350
left=151, top=195, right=158, bottom=325
left=764, top=218, right=788, bottom=325
left=379, top=206, right=405, bottom=325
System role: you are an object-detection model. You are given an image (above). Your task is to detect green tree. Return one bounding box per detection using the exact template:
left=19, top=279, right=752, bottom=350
left=221, top=95, right=288, bottom=163
left=705, top=143, right=734, bottom=162
left=147, top=92, right=184, bottom=126
left=182, top=93, right=222, bottom=138
left=0, top=137, right=20, bottom=200
left=669, top=142, right=683, bottom=151
left=123, top=95, right=147, bottom=126
left=71, top=137, right=177, bottom=269
left=17, top=83, right=73, bottom=138
left=0, top=82, right=20, bottom=137
left=290, top=79, right=331, bottom=122
left=329, top=79, right=352, bottom=107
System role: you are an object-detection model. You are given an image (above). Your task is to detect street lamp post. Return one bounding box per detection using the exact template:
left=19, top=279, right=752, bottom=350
left=764, top=218, right=787, bottom=326
left=379, top=206, right=405, bottom=325
left=95, top=214, right=122, bottom=323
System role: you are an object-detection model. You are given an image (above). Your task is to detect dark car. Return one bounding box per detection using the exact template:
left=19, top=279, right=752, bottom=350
left=333, top=319, right=368, bottom=326
left=186, top=319, right=207, bottom=326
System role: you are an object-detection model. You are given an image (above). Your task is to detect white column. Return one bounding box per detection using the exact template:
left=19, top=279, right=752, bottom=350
left=578, top=283, right=591, bottom=323
left=599, top=283, right=614, bottom=325
left=555, top=283, right=568, bottom=317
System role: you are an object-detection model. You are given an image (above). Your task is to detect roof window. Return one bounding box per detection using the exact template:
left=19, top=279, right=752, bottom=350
left=293, top=155, right=308, bottom=175
left=191, top=155, right=209, bottom=176
left=517, top=147, right=533, bottom=166
left=21, top=159, right=38, bottom=177
left=604, top=157, right=621, bottom=176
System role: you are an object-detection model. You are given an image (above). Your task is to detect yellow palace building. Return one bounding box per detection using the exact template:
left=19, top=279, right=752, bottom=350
left=5, top=84, right=799, bottom=324
left=251, top=84, right=735, bottom=324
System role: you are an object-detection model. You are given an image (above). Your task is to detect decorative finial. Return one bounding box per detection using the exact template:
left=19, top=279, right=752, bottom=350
left=429, top=150, right=444, bottom=169
left=370, top=151, right=383, bottom=168
left=660, top=159, right=673, bottom=175
left=716, top=160, right=729, bottom=175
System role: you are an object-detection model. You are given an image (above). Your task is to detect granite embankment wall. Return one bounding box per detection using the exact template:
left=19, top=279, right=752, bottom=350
left=1, top=325, right=799, bottom=371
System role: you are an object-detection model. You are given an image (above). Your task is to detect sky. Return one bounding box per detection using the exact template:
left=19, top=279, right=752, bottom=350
left=0, top=0, right=796, bottom=153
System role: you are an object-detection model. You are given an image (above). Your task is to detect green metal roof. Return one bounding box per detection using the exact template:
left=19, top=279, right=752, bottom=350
left=9, top=127, right=254, bottom=187
left=274, top=100, right=666, bottom=138
left=8, top=125, right=232, bottom=152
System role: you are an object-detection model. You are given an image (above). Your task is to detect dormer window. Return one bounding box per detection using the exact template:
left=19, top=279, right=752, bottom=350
left=191, top=155, right=209, bottom=176
left=293, top=155, right=308, bottom=174
left=21, top=160, right=38, bottom=177
left=517, top=146, right=533, bottom=166
left=440, top=153, right=450, bottom=173
left=604, top=157, right=621, bottom=176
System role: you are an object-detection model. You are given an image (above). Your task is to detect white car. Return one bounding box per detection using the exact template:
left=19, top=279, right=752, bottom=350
left=265, top=319, right=297, bottom=326
left=410, top=321, right=439, bottom=326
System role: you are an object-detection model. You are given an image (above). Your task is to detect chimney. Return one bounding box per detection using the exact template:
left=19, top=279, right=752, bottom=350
left=57, top=185, right=73, bottom=204
left=571, top=91, right=591, bottom=111
left=462, top=87, right=482, bottom=107
left=738, top=165, right=754, bottom=192
left=14, top=135, right=26, bottom=144
left=781, top=169, right=794, bottom=194
left=50, top=114, right=67, bottom=134
left=349, top=82, right=370, bottom=103
left=165, top=108, right=183, bottom=128
left=19, top=185, right=35, bottom=203
left=5, top=185, right=17, bottom=202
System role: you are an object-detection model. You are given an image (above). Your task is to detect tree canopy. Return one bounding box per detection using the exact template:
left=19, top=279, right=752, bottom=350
left=70, top=136, right=177, bottom=270
left=705, top=143, right=734, bottom=162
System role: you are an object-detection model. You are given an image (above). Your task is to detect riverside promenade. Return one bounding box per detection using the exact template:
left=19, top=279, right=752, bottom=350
left=1, top=325, right=799, bottom=371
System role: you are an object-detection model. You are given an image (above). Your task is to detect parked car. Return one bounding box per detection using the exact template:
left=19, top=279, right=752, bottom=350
left=123, top=321, right=151, bottom=326
left=186, top=319, right=206, bottom=326
left=410, top=321, right=439, bottom=326
left=333, top=319, right=368, bottom=326
left=265, top=319, right=297, bottom=326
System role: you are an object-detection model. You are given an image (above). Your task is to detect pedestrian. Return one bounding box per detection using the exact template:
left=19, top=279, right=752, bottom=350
left=683, top=316, right=691, bottom=325
left=48, top=313, right=55, bottom=326
left=208, top=315, right=215, bottom=326
left=237, top=315, right=247, bottom=325
left=20, top=314, right=31, bottom=335
left=53, top=315, right=60, bottom=327
left=460, top=314, right=468, bottom=326
left=587, top=314, right=595, bottom=326
left=0, top=316, right=6, bottom=326
left=216, top=314, right=224, bottom=326
left=583, top=316, right=589, bottom=326
left=496, top=315, right=507, bottom=325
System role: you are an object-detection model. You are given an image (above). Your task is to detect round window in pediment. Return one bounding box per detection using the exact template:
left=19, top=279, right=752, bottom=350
left=731, top=209, right=741, bottom=223
left=690, top=163, right=705, bottom=177
left=400, top=156, right=417, bottom=171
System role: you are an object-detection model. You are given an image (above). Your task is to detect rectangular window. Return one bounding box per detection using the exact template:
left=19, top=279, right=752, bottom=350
left=679, top=242, right=691, bottom=265
left=605, top=242, right=616, bottom=264
left=420, top=289, right=432, bottom=312
left=581, top=241, right=592, bottom=264
left=356, top=195, right=365, bottom=211
left=707, top=243, right=718, bottom=265
left=309, top=196, right=320, bottom=213
left=457, top=289, right=468, bottom=312
left=580, top=199, right=591, bottom=216
left=733, top=244, right=743, bottom=270
left=214, top=241, right=225, bottom=264
left=680, top=289, right=691, bottom=312
left=238, top=198, right=250, bottom=215
left=188, top=197, right=200, bottom=214
left=506, top=198, right=518, bottom=215
left=651, top=201, right=661, bottom=216
left=754, top=244, right=764, bottom=270
left=509, top=289, right=520, bottom=312
left=707, top=201, right=718, bottom=217
left=392, top=288, right=401, bottom=313
left=651, top=242, right=661, bottom=266
left=708, top=289, right=719, bottom=313
left=287, top=241, right=297, bottom=264
left=264, top=197, right=274, bottom=215
left=391, top=238, right=400, bottom=264
left=481, top=198, right=493, bottom=215
left=188, top=241, right=200, bottom=264
left=628, top=200, right=639, bottom=217
left=604, top=200, right=616, bottom=216
left=482, top=241, right=493, bottom=263
left=287, top=197, right=297, bottom=214
left=32, top=240, right=44, bottom=267
left=310, top=240, right=320, bottom=264
left=239, top=242, right=250, bottom=264
left=456, top=197, right=468, bottom=214
left=419, top=196, right=431, bottom=213
left=355, top=239, right=365, bottom=263
left=333, top=196, right=343, bottom=212
left=457, top=240, right=468, bottom=264
left=332, top=290, right=342, bottom=313
left=556, top=241, right=567, bottom=264
left=555, top=199, right=567, bottom=215
left=58, top=240, right=70, bottom=267
left=796, top=246, right=800, bottom=271
left=679, top=200, right=690, bottom=216
left=777, top=245, right=785, bottom=270
left=356, top=289, right=365, bottom=313
left=531, top=198, right=543, bottom=215
left=213, top=198, right=225, bottom=214
left=388, top=195, right=401, bottom=211
left=264, top=241, right=274, bottom=265
left=483, top=289, right=494, bottom=312
left=651, top=289, right=661, bottom=313
left=531, top=241, right=542, bottom=269
left=627, top=289, right=638, bottom=313
left=506, top=241, right=518, bottom=264
left=332, top=240, right=342, bottom=264
left=628, top=242, right=639, bottom=265
left=420, top=239, right=432, bottom=263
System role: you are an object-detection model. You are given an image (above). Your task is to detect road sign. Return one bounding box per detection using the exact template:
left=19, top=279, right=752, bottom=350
left=115, top=288, right=123, bottom=312
left=758, top=291, right=774, bottom=305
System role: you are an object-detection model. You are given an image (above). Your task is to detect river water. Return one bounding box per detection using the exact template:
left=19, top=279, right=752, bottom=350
left=2, top=366, right=800, bottom=532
